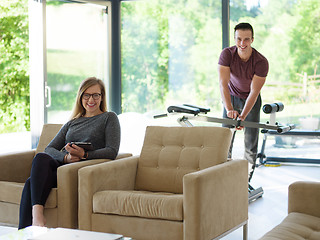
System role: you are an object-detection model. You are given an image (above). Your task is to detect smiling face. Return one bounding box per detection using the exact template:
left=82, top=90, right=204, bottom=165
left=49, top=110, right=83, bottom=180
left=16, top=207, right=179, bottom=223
left=81, top=84, right=103, bottom=117
left=235, top=29, right=254, bottom=60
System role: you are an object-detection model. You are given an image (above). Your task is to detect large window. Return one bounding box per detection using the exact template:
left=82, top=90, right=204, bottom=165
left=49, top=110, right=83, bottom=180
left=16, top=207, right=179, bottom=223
left=230, top=0, right=320, bottom=126
left=1, top=0, right=320, bottom=154
left=45, top=0, right=109, bottom=123
left=121, top=0, right=320, bottom=128
left=121, top=0, right=222, bottom=115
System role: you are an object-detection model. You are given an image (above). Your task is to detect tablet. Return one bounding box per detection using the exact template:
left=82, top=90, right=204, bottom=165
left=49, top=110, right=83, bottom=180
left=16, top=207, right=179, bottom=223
left=70, top=142, right=93, bottom=151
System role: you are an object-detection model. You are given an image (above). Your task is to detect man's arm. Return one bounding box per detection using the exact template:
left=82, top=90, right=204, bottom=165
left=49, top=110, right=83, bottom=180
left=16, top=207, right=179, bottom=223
left=239, top=74, right=266, bottom=120
left=218, top=64, right=239, bottom=119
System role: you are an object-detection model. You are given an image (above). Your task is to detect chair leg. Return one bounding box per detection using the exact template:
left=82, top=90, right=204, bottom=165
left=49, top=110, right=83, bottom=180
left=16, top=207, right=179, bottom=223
left=243, top=222, right=248, bottom=240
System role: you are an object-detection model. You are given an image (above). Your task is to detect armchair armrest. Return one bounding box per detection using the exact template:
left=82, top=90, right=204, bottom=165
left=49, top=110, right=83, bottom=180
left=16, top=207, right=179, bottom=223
left=288, top=181, right=320, bottom=218
left=57, top=152, right=132, bottom=228
left=116, top=152, right=133, bottom=159
left=0, top=150, right=35, bottom=182
left=78, top=156, right=139, bottom=230
left=183, top=159, right=248, bottom=240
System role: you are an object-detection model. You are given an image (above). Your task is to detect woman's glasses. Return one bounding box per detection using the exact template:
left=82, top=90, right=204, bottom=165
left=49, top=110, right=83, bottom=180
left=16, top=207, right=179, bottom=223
left=82, top=93, right=102, bottom=100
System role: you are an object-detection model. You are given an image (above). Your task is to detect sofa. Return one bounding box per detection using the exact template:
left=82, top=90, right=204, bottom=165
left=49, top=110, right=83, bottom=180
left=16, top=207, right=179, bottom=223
left=259, top=181, right=320, bottom=240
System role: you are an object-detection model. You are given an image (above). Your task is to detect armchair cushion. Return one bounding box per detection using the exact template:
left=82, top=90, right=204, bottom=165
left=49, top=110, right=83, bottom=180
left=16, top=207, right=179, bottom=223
left=93, top=190, right=183, bottom=221
left=0, top=181, right=57, bottom=209
left=135, top=126, right=232, bottom=193
left=0, top=182, right=24, bottom=205
left=260, top=212, right=320, bottom=240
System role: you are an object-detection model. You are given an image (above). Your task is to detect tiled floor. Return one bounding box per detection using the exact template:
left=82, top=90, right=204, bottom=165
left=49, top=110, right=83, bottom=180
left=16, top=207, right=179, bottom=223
left=1, top=130, right=319, bottom=239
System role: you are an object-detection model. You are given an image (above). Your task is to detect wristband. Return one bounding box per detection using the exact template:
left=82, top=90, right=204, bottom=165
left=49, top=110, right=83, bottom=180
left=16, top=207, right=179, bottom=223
left=82, top=152, right=88, bottom=160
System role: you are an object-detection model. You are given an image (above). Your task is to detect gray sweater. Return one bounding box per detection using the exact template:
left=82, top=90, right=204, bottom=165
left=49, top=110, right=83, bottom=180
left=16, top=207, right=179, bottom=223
left=45, top=111, right=120, bottom=163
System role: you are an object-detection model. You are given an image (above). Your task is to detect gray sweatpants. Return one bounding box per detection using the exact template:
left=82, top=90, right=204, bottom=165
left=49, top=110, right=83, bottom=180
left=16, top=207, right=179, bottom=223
left=223, top=94, right=261, bottom=164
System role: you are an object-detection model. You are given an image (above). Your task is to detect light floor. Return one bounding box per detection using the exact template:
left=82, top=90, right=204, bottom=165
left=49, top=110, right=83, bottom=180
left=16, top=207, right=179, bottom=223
left=221, top=131, right=320, bottom=239
left=1, top=132, right=319, bottom=239
left=221, top=163, right=320, bottom=240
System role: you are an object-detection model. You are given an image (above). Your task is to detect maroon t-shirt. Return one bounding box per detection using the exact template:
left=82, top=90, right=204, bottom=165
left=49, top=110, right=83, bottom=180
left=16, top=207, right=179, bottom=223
left=218, top=45, right=269, bottom=99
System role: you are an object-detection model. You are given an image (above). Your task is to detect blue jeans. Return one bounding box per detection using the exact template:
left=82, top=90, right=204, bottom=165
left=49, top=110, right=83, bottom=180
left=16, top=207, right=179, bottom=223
left=223, top=95, right=261, bottom=164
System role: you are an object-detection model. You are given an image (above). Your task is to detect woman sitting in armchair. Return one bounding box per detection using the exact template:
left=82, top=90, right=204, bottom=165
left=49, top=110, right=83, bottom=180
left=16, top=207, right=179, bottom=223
left=18, top=77, right=120, bottom=229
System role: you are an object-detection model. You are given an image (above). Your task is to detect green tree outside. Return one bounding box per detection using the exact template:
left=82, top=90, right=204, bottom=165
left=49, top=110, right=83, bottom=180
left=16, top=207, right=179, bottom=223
left=290, top=0, right=320, bottom=85
left=0, top=0, right=29, bottom=133
left=121, top=0, right=320, bottom=122
left=1, top=0, right=320, bottom=134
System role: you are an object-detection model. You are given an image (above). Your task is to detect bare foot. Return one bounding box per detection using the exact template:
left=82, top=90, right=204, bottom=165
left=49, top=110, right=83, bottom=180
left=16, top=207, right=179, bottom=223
left=32, top=204, right=46, bottom=227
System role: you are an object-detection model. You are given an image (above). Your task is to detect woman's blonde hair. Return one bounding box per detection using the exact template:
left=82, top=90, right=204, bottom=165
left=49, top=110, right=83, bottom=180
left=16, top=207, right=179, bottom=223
left=70, top=77, right=107, bottom=119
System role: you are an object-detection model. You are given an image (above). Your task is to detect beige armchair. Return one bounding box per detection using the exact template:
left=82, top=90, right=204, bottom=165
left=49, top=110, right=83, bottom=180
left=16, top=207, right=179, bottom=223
left=0, top=124, right=131, bottom=228
left=79, top=126, right=248, bottom=240
left=260, top=181, right=320, bottom=239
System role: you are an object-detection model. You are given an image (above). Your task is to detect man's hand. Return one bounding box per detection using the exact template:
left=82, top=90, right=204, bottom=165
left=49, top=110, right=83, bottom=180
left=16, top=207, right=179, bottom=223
left=237, top=115, right=245, bottom=130
left=227, top=110, right=240, bottom=119
left=227, top=110, right=244, bottom=130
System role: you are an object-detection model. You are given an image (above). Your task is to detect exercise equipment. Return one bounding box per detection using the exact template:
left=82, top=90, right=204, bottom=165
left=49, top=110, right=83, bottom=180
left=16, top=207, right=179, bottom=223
left=258, top=129, right=320, bottom=165
left=157, top=103, right=294, bottom=133
left=257, top=102, right=320, bottom=165
left=154, top=103, right=295, bottom=202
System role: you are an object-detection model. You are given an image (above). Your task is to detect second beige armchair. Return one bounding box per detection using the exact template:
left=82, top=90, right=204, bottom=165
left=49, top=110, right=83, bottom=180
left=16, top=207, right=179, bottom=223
left=79, top=126, right=248, bottom=240
left=259, top=181, right=320, bottom=239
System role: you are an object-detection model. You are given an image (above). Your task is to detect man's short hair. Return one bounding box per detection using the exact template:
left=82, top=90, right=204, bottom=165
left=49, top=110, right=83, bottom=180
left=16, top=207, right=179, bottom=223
left=234, top=22, right=254, bottom=38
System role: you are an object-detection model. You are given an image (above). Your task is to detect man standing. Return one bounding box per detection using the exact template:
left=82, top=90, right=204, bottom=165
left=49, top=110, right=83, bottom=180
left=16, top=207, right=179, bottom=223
left=218, top=22, right=269, bottom=172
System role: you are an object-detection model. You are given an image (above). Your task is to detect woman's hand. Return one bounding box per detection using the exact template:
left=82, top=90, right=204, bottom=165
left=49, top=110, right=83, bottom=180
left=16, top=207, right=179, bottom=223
left=64, top=143, right=86, bottom=163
